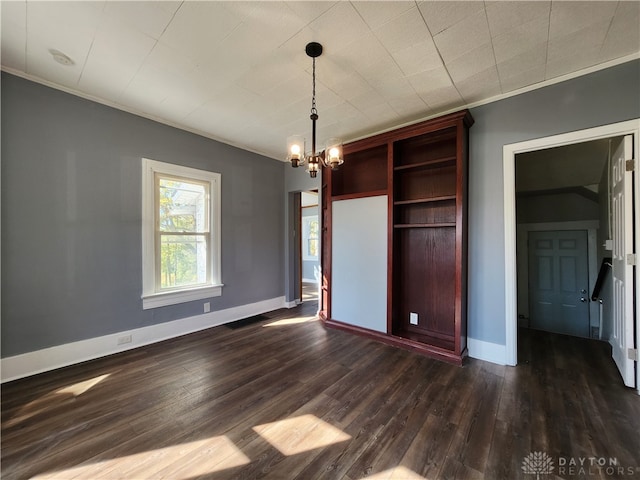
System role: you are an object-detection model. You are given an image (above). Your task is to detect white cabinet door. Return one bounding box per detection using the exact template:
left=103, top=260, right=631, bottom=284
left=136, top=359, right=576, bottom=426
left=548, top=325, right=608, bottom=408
left=332, top=196, right=388, bottom=333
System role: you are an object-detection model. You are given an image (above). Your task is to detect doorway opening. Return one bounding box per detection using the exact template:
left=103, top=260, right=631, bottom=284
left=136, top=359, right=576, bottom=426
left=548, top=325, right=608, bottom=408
left=299, top=190, right=319, bottom=304
left=504, top=120, right=639, bottom=391
left=515, top=139, right=611, bottom=340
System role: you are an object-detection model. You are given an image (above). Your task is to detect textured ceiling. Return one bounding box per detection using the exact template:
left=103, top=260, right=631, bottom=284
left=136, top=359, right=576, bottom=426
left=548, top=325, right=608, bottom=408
left=2, top=1, right=639, bottom=161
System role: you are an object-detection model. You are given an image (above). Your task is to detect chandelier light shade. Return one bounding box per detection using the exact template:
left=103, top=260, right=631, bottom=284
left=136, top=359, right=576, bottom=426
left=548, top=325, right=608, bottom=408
left=325, top=138, right=344, bottom=170
left=287, top=42, right=344, bottom=178
left=287, top=135, right=305, bottom=167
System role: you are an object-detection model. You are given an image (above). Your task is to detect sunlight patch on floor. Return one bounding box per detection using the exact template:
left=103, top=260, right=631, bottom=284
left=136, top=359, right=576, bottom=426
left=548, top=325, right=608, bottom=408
left=4, top=373, right=112, bottom=428
left=252, top=414, right=351, bottom=456
left=262, top=315, right=318, bottom=327
left=361, top=466, right=428, bottom=479
left=32, top=435, right=250, bottom=479
left=54, top=373, right=111, bottom=396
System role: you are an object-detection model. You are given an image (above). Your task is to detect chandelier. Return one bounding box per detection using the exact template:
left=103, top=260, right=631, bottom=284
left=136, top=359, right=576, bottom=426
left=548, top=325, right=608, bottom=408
left=287, top=42, right=344, bottom=178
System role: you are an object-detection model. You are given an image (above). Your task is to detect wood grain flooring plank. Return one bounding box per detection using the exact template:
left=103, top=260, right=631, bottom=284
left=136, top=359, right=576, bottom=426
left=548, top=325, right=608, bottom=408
left=438, top=455, right=484, bottom=480
left=443, top=369, right=502, bottom=473
left=291, top=353, right=434, bottom=480
left=429, top=361, right=477, bottom=425
left=482, top=418, right=527, bottom=480
left=343, top=358, right=437, bottom=478
left=354, top=367, right=445, bottom=478
left=400, top=413, right=456, bottom=478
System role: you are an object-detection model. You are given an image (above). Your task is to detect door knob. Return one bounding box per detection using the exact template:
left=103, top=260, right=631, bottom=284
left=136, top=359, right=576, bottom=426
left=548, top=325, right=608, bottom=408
left=580, top=297, right=588, bottom=302
left=581, top=289, right=587, bottom=294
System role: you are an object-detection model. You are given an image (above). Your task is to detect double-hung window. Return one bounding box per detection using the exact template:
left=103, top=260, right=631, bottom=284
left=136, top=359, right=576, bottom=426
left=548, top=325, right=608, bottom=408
left=142, top=158, right=222, bottom=309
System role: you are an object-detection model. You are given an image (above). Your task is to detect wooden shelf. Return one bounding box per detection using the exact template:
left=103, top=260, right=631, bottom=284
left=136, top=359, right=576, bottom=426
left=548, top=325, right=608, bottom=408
left=393, top=156, right=456, bottom=171
left=393, top=328, right=455, bottom=351
left=331, top=144, right=387, bottom=197
left=394, top=195, right=456, bottom=205
left=394, top=200, right=456, bottom=225
left=394, top=163, right=456, bottom=202
left=332, top=190, right=388, bottom=202
left=394, top=223, right=456, bottom=228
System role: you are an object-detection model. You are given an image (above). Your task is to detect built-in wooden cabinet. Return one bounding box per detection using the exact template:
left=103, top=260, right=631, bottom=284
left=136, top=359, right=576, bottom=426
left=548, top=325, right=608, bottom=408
left=321, top=110, right=473, bottom=365
left=330, top=144, right=388, bottom=199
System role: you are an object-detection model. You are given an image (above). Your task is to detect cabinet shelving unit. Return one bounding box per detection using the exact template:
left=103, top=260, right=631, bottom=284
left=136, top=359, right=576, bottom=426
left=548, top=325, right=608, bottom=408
left=321, top=110, right=473, bottom=365
left=330, top=144, right=388, bottom=199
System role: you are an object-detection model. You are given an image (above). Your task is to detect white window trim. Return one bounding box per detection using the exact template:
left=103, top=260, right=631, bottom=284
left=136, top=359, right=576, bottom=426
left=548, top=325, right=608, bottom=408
left=141, top=158, right=222, bottom=309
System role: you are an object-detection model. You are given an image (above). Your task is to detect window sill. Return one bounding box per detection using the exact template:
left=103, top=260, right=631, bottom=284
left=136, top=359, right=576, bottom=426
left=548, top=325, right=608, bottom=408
left=142, top=284, right=223, bottom=310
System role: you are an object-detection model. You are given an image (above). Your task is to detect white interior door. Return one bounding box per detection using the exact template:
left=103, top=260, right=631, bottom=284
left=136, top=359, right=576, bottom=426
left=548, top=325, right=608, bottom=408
left=528, top=230, right=590, bottom=337
left=611, top=135, right=635, bottom=388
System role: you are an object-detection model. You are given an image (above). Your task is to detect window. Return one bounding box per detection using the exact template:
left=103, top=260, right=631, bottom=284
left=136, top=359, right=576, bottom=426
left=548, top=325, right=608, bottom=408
left=142, top=158, right=222, bottom=309
left=302, top=215, right=319, bottom=261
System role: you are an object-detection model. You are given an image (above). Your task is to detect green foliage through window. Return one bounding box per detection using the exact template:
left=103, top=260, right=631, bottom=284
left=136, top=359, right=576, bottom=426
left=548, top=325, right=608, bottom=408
left=157, top=177, right=209, bottom=289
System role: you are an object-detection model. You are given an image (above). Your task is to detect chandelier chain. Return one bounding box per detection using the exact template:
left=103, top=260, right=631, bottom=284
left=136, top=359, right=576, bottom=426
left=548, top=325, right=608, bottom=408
left=311, top=57, right=317, bottom=115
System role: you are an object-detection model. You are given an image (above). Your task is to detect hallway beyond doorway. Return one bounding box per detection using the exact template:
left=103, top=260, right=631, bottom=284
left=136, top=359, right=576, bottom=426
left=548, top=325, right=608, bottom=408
left=302, top=281, right=318, bottom=303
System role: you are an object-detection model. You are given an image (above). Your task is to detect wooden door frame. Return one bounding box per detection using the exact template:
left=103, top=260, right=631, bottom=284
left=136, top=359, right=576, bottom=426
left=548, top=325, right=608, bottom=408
left=299, top=190, right=320, bottom=304
left=503, top=119, right=640, bottom=391
left=296, top=192, right=303, bottom=303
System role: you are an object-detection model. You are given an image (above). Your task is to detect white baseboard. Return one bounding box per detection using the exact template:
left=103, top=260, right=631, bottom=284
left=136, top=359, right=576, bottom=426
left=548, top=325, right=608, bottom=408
left=1, top=296, right=286, bottom=383
left=468, top=338, right=508, bottom=365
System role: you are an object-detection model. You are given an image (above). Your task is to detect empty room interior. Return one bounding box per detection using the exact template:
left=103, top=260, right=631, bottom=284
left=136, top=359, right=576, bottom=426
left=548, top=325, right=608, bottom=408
left=2, top=2, right=640, bottom=479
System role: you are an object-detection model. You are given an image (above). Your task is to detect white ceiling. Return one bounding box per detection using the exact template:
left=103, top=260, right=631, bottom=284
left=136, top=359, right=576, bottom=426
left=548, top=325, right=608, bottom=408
left=2, top=1, right=639, bottom=161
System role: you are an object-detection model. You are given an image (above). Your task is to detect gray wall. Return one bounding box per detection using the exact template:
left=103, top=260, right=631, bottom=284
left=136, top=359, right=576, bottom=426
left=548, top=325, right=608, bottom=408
left=1, top=73, right=284, bottom=358
left=467, top=59, right=640, bottom=345
left=517, top=192, right=599, bottom=224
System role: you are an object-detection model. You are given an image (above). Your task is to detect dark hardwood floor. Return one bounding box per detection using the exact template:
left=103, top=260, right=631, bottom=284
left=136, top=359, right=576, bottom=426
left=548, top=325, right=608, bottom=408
left=302, top=282, right=319, bottom=303
left=2, top=302, right=639, bottom=479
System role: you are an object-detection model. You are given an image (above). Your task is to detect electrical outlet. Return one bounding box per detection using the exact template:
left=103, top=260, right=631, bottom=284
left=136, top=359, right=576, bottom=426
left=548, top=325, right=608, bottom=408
left=117, top=334, right=132, bottom=345
left=409, top=312, right=418, bottom=325
left=204, top=302, right=210, bottom=313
